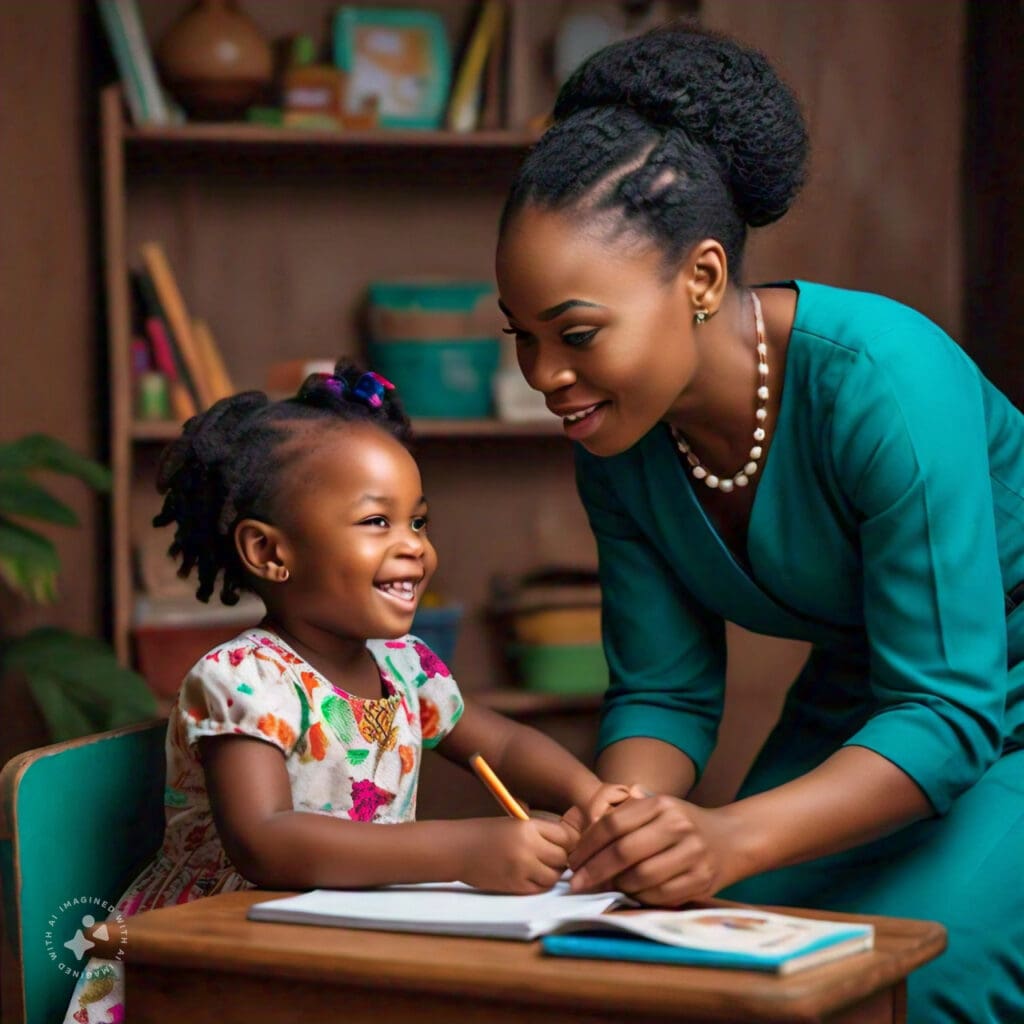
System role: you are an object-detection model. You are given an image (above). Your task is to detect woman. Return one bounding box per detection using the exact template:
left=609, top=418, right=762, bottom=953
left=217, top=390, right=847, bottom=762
left=494, top=24, right=1024, bottom=1023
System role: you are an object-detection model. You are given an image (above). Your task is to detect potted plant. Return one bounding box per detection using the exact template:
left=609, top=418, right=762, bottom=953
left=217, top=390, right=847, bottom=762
left=0, top=434, right=156, bottom=741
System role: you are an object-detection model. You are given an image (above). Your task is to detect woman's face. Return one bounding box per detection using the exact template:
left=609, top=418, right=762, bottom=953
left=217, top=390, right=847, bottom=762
left=496, top=205, right=699, bottom=457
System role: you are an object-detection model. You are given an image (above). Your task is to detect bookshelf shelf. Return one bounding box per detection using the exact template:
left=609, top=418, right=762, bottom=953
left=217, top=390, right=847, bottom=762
left=476, top=688, right=603, bottom=717
left=131, top=417, right=563, bottom=442
left=125, top=122, right=539, bottom=152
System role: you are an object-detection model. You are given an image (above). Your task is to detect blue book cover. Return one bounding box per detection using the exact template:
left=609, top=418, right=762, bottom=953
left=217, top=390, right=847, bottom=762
left=541, top=908, right=874, bottom=975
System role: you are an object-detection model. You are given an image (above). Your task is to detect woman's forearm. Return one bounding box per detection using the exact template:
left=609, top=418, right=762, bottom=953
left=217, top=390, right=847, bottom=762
left=718, top=745, right=934, bottom=884
left=596, top=736, right=697, bottom=796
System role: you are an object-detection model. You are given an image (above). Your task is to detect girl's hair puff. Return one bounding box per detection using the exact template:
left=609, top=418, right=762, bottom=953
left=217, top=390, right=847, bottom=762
left=500, top=23, right=808, bottom=279
left=153, top=362, right=411, bottom=606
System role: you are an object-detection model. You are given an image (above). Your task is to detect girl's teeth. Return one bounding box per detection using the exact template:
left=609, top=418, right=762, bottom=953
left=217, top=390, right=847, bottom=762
left=380, top=581, right=415, bottom=596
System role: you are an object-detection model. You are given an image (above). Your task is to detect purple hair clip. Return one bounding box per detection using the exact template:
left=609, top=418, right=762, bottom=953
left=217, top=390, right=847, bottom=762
left=324, top=370, right=395, bottom=409
left=350, top=370, right=395, bottom=409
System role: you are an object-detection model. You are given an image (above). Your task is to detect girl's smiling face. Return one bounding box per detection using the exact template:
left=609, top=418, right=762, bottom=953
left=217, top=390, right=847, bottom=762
left=266, top=422, right=437, bottom=645
left=496, top=205, right=699, bottom=456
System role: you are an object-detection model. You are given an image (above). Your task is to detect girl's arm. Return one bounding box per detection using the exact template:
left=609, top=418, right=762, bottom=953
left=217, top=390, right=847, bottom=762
left=198, top=735, right=575, bottom=893
left=569, top=745, right=931, bottom=903
left=435, top=699, right=609, bottom=813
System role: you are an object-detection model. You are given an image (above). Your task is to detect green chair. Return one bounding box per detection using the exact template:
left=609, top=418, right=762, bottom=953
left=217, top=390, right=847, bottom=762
left=0, top=719, right=166, bottom=1024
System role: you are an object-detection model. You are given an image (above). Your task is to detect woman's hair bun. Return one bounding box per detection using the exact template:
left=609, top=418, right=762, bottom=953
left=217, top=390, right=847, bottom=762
left=554, top=24, right=808, bottom=227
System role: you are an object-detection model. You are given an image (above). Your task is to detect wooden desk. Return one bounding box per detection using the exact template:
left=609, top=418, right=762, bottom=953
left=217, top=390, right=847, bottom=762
left=122, top=892, right=945, bottom=1024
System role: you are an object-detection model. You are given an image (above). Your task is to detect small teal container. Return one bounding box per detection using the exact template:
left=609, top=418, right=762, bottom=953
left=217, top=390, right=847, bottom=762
left=368, top=339, right=499, bottom=418
left=411, top=604, right=463, bottom=666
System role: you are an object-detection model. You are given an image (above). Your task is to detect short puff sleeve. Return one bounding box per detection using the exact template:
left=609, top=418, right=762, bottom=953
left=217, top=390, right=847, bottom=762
left=177, top=637, right=305, bottom=757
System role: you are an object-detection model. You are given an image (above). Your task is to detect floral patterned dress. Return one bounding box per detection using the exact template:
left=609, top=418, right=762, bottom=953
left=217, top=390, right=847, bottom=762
left=63, top=628, right=464, bottom=1024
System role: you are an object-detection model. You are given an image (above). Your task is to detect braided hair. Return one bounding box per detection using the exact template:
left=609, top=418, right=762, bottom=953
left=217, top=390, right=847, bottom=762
left=153, top=362, right=411, bottom=606
left=500, top=23, right=808, bottom=279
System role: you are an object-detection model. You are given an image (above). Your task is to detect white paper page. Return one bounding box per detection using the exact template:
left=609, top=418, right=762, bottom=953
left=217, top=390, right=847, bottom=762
left=249, top=878, right=628, bottom=939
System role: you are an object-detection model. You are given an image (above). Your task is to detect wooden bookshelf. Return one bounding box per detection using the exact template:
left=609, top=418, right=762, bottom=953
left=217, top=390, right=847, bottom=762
left=101, top=0, right=695, bottom=701
left=99, top=0, right=583, bottom=696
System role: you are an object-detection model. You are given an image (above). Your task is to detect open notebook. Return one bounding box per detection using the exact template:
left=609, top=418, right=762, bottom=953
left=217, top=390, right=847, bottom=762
left=248, top=877, right=631, bottom=940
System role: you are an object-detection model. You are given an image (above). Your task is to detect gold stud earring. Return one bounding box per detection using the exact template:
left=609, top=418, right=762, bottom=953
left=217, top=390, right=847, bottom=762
left=694, top=308, right=710, bottom=325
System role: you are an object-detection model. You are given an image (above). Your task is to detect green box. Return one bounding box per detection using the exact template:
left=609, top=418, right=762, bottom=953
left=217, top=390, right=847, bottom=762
left=512, top=643, right=609, bottom=695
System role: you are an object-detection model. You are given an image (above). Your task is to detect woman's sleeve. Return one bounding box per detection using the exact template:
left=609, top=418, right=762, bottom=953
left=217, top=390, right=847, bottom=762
left=178, top=639, right=305, bottom=756
left=576, top=448, right=726, bottom=779
left=832, top=334, right=1006, bottom=814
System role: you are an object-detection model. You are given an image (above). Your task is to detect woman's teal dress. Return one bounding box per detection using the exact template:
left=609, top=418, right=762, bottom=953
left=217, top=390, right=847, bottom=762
left=575, top=281, right=1024, bottom=1023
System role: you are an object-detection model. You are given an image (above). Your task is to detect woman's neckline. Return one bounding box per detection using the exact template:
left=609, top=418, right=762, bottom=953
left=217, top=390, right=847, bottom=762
left=674, top=281, right=801, bottom=577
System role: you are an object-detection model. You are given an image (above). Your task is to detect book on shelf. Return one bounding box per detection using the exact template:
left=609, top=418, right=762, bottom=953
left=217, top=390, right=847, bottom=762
left=139, top=242, right=221, bottom=410
left=96, top=0, right=171, bottom=125
left=445, top=0, right=506, bottom=132
left=248, top=876, right=630, bottom=940
left=191, top=318, right=236, bottom=403
left=477, top=1, right=507, bottom=132
left=540, top=907, right=874, bottom=974
left=131, top=269, right=199, bottom=419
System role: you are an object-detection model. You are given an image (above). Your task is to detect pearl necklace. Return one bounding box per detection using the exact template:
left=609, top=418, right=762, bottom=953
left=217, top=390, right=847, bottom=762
left=671, top=290, right=768, bottom=494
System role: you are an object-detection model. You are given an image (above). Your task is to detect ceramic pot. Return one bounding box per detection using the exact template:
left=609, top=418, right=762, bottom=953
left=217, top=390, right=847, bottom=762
left=156, top=0, right=272, bottom=120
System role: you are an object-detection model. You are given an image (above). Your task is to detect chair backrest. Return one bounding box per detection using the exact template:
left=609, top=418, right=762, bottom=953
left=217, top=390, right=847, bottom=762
left=0, top=719, right=166, bottom=1024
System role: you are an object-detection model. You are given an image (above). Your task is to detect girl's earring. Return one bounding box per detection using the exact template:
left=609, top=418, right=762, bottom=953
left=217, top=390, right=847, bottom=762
left=694, top=308, right=710, bottom=325
left=276, top=567, right=290, bottom=583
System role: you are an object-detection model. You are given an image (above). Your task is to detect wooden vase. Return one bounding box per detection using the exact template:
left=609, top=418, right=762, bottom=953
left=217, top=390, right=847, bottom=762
left=156, top=0, right=272, bottom=120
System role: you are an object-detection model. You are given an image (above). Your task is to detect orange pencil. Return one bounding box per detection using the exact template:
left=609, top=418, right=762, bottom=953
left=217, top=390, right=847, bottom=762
left=469, top=752, right=529, bottom=820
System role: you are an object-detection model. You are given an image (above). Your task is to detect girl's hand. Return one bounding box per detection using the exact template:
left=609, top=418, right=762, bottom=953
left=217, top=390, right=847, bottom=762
left=567, top=794, right=744, bottom=906
left=561, top=782, right=649, bottom=835
left=455, top=816, right=578, bottom=894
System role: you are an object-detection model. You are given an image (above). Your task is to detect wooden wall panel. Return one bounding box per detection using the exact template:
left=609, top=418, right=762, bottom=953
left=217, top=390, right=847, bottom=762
left=0, top=2, right=102, bottom=642
left=703, top=0, right=964, bottom=339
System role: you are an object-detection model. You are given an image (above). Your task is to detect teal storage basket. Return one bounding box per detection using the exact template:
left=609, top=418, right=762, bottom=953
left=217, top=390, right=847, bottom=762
left=368, top=280, right=495, bottom=313
left=368, top=279, right=500, bottom=419
left=368, top=339, right=499, bottom=418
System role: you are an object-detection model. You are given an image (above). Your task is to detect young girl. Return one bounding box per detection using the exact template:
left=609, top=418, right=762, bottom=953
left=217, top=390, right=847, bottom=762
left=64, top=363, right=625, bottom=1024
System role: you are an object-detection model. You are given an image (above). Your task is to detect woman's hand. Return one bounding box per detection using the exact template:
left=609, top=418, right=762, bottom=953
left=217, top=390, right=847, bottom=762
left=566, top=794, right=746, bottom=906
left=455, top=816, right=578, bottom=894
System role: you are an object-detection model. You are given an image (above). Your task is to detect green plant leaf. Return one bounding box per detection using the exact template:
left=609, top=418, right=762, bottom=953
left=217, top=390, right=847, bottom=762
left=0, top=517, right=59, bottom=602
left=0, top=434, right=111, bottom=491
left=0, top=472, right=79, bottom=525
left=2, top=627, right=158, bottom=741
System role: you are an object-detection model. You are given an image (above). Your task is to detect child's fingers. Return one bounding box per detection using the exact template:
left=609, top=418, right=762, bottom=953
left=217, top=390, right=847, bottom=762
left=534, top=815, right=580, bottom=852
left=560, top=804, right=586, bottom=835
